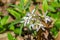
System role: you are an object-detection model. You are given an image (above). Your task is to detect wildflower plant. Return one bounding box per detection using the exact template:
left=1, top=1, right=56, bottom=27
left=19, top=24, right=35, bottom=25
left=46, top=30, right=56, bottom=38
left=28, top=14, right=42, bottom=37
left=0, top=0, right=60, bottom=40
left=7, top=0, right=60, bottom=39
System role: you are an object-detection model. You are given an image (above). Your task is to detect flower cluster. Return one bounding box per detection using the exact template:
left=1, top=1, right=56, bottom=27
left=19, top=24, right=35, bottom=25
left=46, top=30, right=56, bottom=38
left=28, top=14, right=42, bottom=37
left=20, top=8, right=52, bottom=32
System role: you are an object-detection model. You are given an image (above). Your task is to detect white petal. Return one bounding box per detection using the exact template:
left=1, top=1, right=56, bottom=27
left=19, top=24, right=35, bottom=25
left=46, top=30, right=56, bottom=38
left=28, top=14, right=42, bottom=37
left=26, top=12, right=31, bottom=16
left=42, top=27, right=45, bottom=31
left=20, top=21, right=24, bottom=23
left=32, top=9, right=35, bottom=14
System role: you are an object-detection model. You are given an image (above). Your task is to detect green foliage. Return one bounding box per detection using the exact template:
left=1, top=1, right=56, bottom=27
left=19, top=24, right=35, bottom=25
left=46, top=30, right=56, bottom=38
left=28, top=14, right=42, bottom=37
left=7, top=0, right=31, bottom=36
left=7, top=8, right=21, bottom=19
left=1, top=16, right=9, bottom=25
left=0, top=27, right=6, bottom=33
left=47, top=12, right=57, bottom=19
left=19, top=24, right=24, bottom=36
left=7, top=0, right=31, bottom=19
left=9, top=25, right=15, bottom=31
left=50, top=19, right=60, bottom=38
left=43, top=0, right=48, bottom=12
left=54, top=19, right=60, bottom=30
left=8, top=0, right=31, bottom=13
left=49, top=12, right=60, bottom=38
left=14, top=28, right=20, bottom=35
left=19, top=0, right=24, bottom=10
left=51, top=1, right=60, bottom=7
left=7, top=33, right=17, bottom=40
left=48, top=6, right=56, bottom=12
left=50, top=27, right=58, bottom=38
left=0, top=16, right=9, bottom=33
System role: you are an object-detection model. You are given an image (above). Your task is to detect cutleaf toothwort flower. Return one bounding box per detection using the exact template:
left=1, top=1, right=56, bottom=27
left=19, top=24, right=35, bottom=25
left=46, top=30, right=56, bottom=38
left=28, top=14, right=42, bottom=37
left=20, top=8, right=52, bottom=32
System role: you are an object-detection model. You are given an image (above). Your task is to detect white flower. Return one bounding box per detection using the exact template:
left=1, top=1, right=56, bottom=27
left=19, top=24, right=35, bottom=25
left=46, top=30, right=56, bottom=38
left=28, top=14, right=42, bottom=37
left=31, top=18, right=36, bottom=20
left=45, top=16, right=51, bottom=23
left=24, top=20, right=27, bottom=26
left=43, top=11, right=51, bottom=23
left=29, top=16, right=32, bottom=19
left=42, top=27, right=45, bottom=31
left=44, top=11, right=48, bottom=17
left=26, top=12, right=31, bottom=16
left=20, top=21, right=24, bottom=23
left=30, top=24, right=35, bottom=28
left=27, top=19, right=30, bottom=24
left=33, top=14, right=36, bottom=16
left=36, top=23, right=45, bottom=31
left=32, top=8, right=35, bottom=14
left=39, top=23, right=44, bottom=27
left=23, top=17, right=28, bottom=20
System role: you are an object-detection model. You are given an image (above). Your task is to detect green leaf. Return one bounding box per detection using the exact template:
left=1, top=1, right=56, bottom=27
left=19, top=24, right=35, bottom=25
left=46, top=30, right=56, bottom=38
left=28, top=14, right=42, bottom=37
left=18, top=0, right=24, bottom=11
left=1, top=16, right=9, bottom=25
left=50, top=2, right=60, bottom=7
left=54, top=19, right=60, bottom=30
left=34, top=31, right=37, bottom=36
left=0, top=28, right=6, bottom=33
left=0, top=24, right=3, bottom=28
left=38, top=9, right=42, bottom=15
left=57, top=12, right=60, bottom=18
left=7, top=8, right=21, bottom=19
left=47, top=12, right=59, bottom=19
left=50, top=27, right=58, bottom=38
left=54, top=0, right=58, bottom=2
left=51, top=14, right=58, bottom=19
left=8, top=4, right=22, bottom=13
left=9, top=19, right=21, bottom=26
left=43, top=0, right=48, bottom=12
left=25, top=0, right=31, bottom=10
left=7, top=33, right=17, bottom=40
left=48, top=6, right=56, bottom=12
left=24, top=0, right=29, bottom=6
left=50, top=19, right=60, bottom=38
left=14, top=28, right=20, bottom=35
left=19, top=24, right=24, bottom=36
left=9, top=24, right=15, bottom=31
